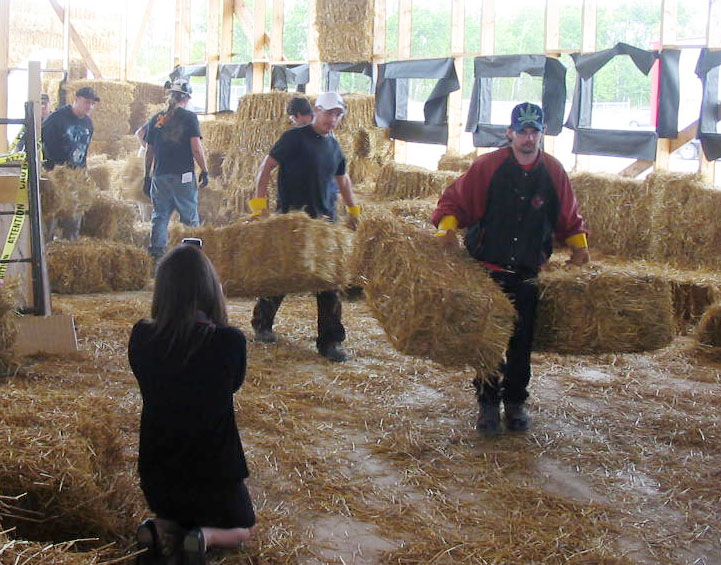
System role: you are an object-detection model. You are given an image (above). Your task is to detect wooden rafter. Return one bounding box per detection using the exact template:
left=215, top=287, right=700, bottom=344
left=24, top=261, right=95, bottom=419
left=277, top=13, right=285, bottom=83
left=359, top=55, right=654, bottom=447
left=127, top=0, right=155, bottom=77
left=47, top=0, right=103, bottom=78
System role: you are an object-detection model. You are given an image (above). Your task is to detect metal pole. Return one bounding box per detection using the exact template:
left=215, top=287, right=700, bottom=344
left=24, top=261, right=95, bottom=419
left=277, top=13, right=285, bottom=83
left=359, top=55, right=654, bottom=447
left=24, top=101, right=50, bottom=316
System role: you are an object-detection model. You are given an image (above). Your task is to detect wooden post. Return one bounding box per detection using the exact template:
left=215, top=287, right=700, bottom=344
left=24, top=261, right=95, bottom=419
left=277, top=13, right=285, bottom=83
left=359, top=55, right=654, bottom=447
left=271, top=0, right=284, bottom=62
left=253, top=0, right=267, bottom=92
left=446, top=0, right=464, bottom=156
left=48, top=0, right=104, bottom=78
left=174, top=0, right=191, bottom=68
left=207, top=0, right=220, bottom=113
left=394, top=0, right=412, bottom=164
left=221, top=0, right=234, bottom=63
left=63, top=0, right=71, bottom=73
left=0, top=0, right=9, bottom=152
left=699, top=0, right=720, bottom=184
left=307, top=0, right=321, bottom=93
left=127, top=0, right=155, bottom=79
left=477, top=0, right=495, bottom=156
left=655, top=0, right=677, bottom=171
left=544, top=0, right=560, bottom=156
left=574, top=0, right=597, bottom=171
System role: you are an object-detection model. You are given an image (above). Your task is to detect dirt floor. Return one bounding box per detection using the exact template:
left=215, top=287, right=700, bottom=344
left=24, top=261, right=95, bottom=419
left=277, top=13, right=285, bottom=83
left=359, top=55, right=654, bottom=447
left=1, top=288, right=720, bottom=564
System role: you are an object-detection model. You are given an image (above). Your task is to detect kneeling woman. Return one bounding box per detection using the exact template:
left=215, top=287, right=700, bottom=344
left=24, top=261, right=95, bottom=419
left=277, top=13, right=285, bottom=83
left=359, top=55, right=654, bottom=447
left=129, top=243, right=255, bottom=563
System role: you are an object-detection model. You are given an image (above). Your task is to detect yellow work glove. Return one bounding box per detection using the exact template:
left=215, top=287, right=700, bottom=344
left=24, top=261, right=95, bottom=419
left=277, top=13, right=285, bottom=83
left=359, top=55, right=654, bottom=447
left=345, top=205, right=361, bottom=219
left=249, top=197, right=268, bottom=218
left=434, top=215, right=459, bottom=237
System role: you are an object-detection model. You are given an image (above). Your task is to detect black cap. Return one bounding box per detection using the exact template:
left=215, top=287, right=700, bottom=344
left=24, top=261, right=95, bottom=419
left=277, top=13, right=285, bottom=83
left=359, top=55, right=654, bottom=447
left=510, top=102, right=544, bottom=131
left=76, top=86, right=100, bottom=102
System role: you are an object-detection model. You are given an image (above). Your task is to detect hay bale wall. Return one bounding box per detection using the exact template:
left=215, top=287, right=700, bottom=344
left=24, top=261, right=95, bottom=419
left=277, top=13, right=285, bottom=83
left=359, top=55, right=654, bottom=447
left=350, top=211, right=515, bottom=375
left=63, top=80, right=134, bottom=143
left=316, top=0, right=374, bottom=62
left=171, top=213, right=353, bottom=297
left=47, top=238, right=151, bottom=293
left=375, top=163, right=458, bottom=199
left=535, top=262, right=674, bottom=354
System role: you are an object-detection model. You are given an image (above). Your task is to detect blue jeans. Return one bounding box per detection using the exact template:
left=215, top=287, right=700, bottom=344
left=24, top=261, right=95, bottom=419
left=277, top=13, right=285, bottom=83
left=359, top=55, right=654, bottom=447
left=149, top=173, right=199, bottom=257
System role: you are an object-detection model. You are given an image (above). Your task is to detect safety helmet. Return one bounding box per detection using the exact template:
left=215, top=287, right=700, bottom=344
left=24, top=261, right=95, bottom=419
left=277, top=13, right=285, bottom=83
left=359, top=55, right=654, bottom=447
left=168, top=79, right=192, bottom=96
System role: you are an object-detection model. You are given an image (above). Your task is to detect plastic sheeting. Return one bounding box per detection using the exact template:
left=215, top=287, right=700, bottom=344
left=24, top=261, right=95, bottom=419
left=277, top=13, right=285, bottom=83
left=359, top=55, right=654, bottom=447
left=695, top=49, right=721, bottom=161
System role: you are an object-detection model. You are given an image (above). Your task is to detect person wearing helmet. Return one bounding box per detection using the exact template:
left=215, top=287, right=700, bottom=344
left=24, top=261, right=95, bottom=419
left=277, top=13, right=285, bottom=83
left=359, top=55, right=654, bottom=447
left=144, top=79, right=209, bottom=265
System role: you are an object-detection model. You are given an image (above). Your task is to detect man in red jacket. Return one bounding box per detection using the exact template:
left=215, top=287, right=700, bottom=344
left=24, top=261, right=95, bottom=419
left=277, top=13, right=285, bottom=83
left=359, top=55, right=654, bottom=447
left=432, top=102, right=590, bottom=435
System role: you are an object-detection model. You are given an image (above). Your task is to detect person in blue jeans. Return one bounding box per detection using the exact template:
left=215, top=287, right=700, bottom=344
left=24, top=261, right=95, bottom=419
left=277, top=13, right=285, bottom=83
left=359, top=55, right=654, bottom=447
left=144, top=79, right=209, bottom=264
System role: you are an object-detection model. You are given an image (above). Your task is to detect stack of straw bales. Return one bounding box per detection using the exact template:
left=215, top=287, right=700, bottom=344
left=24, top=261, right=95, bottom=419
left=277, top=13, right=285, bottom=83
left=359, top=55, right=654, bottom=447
left=0, top=388, right=142, bottom=541
left=170, top=212, right=353, bottom=297
left=129, top=81, right=167, bottom=132
left=80, top=193, right=140, bottom=243
left=316, top=0, right=374, bottom=62
left=569, top=171, right=654, bottom=258
left=535, top=262, right=674, bottom=353
left=63, top=80, right=134, bottom=157
left=201, top=117, right=236, bottom=177
left=437, top=151, right=476, bottom=173
left=375, top=163, right=459, bottom=199
left=695, top=303, right=721, bottom=359
left=47, top=238, right=151, bottom=293
left=647, top=171, right=721, bottom=271
left=350, top=211, right=516, bottom=375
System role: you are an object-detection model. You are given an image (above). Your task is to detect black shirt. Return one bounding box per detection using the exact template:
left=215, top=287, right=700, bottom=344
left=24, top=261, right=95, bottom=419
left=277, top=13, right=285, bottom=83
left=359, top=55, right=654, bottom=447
left=41, top=105, right=93, bottom=169
left=128, top=320, right=249, bottom=489
left=269, top=124, right=346, bottom=220
left=146, top=107, right=202, bottom=176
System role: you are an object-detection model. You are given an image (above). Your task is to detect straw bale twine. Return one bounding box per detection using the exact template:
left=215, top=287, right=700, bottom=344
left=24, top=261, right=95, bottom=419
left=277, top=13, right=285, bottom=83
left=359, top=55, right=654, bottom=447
left=129, top=81, right=167, bottom=132
left=170, top=213, right=352, bottom=297
left=569, top=171, right=653, bottom=258
left=375, top=162, right=458, bottom=200
left=0, top=388, right=142, bottom=541
left=647, top=171, right=721, bottom=270
left=316, top=0, right=373, bottom=63
left=47, top=238, right=151, bottom=293
left=63, top=80, right=134, bottom=141
left=80, top=193, right=140, bottom=243
left=437, top=151, right=476, bottom=173
left=350, top=211, right=515, bottom=374
left=695, top=303, right=721, bottom=359
left=43, top=165, right=97, bottom=219
left=535, top=262, right=674, bottom=353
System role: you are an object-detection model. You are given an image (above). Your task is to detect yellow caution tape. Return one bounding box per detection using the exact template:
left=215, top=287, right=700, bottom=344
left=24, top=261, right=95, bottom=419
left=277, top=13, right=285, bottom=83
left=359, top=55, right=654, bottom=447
left=0, top=151, right=30, bottom=280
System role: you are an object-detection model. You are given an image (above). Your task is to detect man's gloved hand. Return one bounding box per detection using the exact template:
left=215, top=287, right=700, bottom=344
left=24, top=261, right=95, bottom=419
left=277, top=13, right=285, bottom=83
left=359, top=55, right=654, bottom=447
left=198, top=171, right=209, bottom=188
left=345, top=205, right=361, bottom=230
left=143, top=176, right=152, bottom=198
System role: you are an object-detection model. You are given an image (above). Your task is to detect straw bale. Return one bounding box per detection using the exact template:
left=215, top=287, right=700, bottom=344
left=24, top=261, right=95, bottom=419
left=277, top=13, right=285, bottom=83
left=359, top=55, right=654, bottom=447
left=47, top=238, right=151, bottom=294
left=375, top=162, right=458, bottom=200
left=43, top=165, right=97, bottom=218
left=569, top=171, right=653, bottom=258
left=348, top=157, right=381, bottom=185
left=80, top=193, right=140, bottom=243
left=198, top=179, right=235, bottom=226
left=0, top=387, right=142, bottom=541
left=170, top=213, right=353, bottom=297
left=437, top=150, right=476, bottom=173
left=63, top=80, right=134, bottom=141
left=0, top=281, right=18, bottom=357
left=353, top=128, right=373, bottom=158
left=316, top=0, right=373, bottom=63
left=535, top=262, right=674, bottom=353
left=351, top=211, right=515, bottom=374
left=235, top=91, right=296, bottom=122
left=333, top=94, right=376, bottom=131
left=695, top=303, right=721, bottom=359
left=143, top=102, right=168, bottom=126
left=647, top=171, right=721, bottom=270
left=0, top=539, right=117, bottom=564
left=129, top=81, right=167, bottom=132
left=387, top=198, right=438, bottom=230
left=86, top=157, right=114, bottom=191
left=201, top=117, right=236, bottom=155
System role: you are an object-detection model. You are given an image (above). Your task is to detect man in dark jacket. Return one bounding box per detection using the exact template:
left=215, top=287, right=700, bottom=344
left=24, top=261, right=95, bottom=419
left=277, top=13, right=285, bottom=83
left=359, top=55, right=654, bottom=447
left=432, top=102, right=590, bottom=435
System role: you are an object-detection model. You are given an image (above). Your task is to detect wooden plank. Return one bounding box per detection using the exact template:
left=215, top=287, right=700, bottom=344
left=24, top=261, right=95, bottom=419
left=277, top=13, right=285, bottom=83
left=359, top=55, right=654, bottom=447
left=234, top=0, right=255, bottom=41
left=252, top=0, right=267, bottom=92
left=373, top=0, right=386, bottom=62
left=221, top=0, right=234, bottom=62
left=619, top=159, right=654, bottom=178
left=307, top=0, right=320, bottom=93
left=447, top=0, right=464, bottom=154
left=14, top=314, right=78, bottom=356
left=619, top=117, right=698, bottom=177
left=481, top=0, right=495, bottom=56
left=271, top=0, right=284, bottom=62
left=0, top=0, right=9, bottom=152
left=127, top=0, right=155, bottom=78
left=395, top=0, right=412, bottom=164
left=545, top=0, right=560, bottom=54
left=207, top=0, right=220, bottom=113
left=181, top=0, right=191, bottom=65
left=47, top=0, right=103, bottom=78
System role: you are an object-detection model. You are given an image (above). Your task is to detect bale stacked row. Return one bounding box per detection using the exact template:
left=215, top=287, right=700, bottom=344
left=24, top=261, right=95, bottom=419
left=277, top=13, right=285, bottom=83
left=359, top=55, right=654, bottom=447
left=316, top=0, right=374, bottom=63
left=350, top=211, right=516, bottom=376
left=375, top=163, right=459, bottom=199
left=437, top=151, right=476, bottom=173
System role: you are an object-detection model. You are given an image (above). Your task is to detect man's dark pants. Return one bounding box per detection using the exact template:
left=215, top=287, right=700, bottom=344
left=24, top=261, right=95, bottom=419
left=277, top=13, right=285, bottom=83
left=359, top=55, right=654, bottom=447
left=251, top=290, right=346, bottom=351
left=475, top=270, right=539, bottom=406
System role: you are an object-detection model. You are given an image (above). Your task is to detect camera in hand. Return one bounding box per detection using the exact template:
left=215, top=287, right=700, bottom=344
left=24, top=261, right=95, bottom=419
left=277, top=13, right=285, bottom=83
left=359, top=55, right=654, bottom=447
left=181, top=237, right=203, bottom=249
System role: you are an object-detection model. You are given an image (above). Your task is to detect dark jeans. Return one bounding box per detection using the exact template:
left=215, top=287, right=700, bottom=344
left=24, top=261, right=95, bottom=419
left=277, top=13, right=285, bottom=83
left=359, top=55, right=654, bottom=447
left=475, top=270, right=539, bottom=406
left=251, top=290, right=346, bottom=351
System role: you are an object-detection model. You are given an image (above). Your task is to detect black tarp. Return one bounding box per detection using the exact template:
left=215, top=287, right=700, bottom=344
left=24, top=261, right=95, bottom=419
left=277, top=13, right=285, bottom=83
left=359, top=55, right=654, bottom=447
left=324, top=62, right=374, bottom=93
left=465, top=54, right=566, bottom=147
left=217, top=63, right=253, bottom=111
left=270, top=64, right=312, bottom=92
left=695, top=49, right=721, bottom=161
left=375, top=58, right=459, bottom=145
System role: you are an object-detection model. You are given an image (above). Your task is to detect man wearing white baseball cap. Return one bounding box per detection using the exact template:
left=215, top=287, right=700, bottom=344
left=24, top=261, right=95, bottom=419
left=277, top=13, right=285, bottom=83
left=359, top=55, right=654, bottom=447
left=249, top=91, right=360, bottom=363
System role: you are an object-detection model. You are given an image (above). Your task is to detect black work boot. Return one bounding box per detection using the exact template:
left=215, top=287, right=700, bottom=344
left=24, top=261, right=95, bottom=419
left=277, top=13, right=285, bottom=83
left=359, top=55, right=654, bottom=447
left=319, top=342, right=348, bottom=362
left=504, top=401, right=530, bottom=432
left=476, top=402, right=501, bottom=435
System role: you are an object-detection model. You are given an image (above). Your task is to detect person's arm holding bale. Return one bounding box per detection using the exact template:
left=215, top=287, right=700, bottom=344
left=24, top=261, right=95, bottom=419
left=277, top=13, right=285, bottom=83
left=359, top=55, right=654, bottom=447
left=249, top=155, right=279, bottom=220
left=190, top=136, right=209, bottom=188
left=546, top=158, right=590, bottom=266
left=336, top=172, right=360, bottom=230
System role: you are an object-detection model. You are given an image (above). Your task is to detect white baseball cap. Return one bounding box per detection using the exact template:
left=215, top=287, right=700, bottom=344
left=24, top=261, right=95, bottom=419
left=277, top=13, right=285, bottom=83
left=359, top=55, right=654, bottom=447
left=315, top=91, right=345, bottom=113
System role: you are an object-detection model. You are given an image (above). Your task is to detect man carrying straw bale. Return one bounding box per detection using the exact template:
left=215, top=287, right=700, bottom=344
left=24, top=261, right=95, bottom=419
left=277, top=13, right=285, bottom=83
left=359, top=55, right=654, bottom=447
left=41, top=86, right=99, bottom=239
left=249, top=92, right=360, bottom=363
left=144, top=79, right=209, bottom=265
left=432, top=102, right=590, bottom=435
